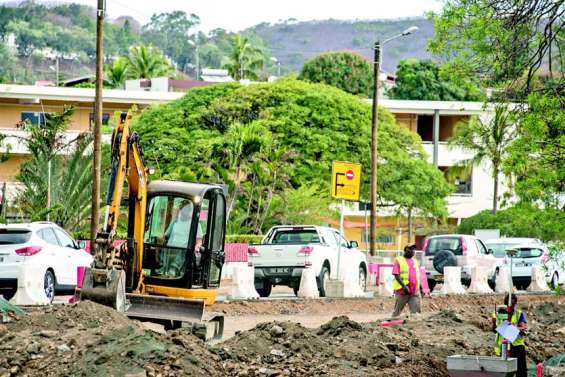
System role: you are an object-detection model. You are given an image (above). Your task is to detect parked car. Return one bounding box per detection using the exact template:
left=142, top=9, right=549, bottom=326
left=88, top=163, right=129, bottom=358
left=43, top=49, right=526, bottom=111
left=248, top=225, right=368, bottom=297
left=542, top=245, right=565, bottom=289
left=422, top=234, right=497, bottom=291
left=484, top=238, right=548, bottom=290
left=0, top=222, right=93, bottom=302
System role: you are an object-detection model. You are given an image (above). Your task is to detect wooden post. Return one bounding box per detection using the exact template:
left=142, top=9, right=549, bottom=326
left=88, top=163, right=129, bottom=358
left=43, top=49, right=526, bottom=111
left=90, top=0, right=105, bottom=257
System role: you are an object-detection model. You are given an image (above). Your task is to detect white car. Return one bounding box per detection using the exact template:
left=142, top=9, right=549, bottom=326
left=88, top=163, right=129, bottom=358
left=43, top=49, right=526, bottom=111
left=249, top=225, right=368, bottom=297
left=422, top=234, right=497, bottom=291
left=542, top=245, right=565, bottom=289
left=484, top=238, right=547, bottom=290
left=0, top=222, right=93, bottom=302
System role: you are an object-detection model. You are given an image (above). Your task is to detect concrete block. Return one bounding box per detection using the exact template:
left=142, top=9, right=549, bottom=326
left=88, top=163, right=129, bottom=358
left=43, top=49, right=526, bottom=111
left=527, top=265, right=550, bottom=292
left=447, top=355, right=517, bottom=377
left=10, top=265, right=50, bottom=306
left=297, top=267, right=320, bottom=298
left=377, top=266, right=394, bottom=297
left=230, top=264, right=259, bottom=300
left=467, top=266, right=494, bottom=294
left=441, top=266, right=466, bottom=295
left=324, top=279, right=344, bottom=298
left=495, top=266, right=516, bottom=293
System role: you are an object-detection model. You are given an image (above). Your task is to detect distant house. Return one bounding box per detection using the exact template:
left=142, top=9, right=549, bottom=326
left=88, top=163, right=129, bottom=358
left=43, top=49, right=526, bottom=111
left=125, top=77, right=216, bottom=92
left=200, top=69, right=234, bottom=83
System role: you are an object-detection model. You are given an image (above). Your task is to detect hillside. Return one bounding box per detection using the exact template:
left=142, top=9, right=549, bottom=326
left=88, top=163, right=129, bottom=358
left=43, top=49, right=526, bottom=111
left=250, top=17, right=434, bottom=73
left=0, top=1, right=435, bottom=84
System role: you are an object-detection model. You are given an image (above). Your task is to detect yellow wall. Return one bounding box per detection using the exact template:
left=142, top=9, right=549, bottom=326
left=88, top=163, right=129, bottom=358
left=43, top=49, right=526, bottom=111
left=392, top=113, right=417, bottom=133
left=0, top=99, right=133, bottom=183
left=339, top=215, right=429, bottom=251
left=0, top=100, right=131, bottom=131
left=0, top=155, right=29, bottom=181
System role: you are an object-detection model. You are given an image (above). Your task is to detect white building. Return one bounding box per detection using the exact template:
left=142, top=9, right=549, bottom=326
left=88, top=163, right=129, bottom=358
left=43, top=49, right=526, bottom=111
left=346, top=99, right=507, bottom=223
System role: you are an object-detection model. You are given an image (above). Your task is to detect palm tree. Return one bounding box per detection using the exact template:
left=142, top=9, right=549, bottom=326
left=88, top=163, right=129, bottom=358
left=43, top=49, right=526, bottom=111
left=224, top=34, right=264, bottom=81
left=104, top=57, right=129, bottom=88
left=449, top=104, right=515, bottom=214
left=125, top=44, right=174, bottom=79
left=16, top=135, right=93, bottom=230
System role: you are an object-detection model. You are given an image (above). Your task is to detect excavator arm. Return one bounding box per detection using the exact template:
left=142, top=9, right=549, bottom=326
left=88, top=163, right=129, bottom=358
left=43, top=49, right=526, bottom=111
left=82, top=112, right=148, bottom=310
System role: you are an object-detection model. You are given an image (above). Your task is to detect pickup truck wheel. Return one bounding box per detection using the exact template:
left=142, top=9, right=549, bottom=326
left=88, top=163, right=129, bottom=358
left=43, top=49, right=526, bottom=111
left=358, top=266, right=367, bottom=291
left=256, top=281, right=272, bottom=297
left=318, top=266, right=330, bottom=297
left=550, top=272, right=559, bottom=289
left=433, top=249, right=457, bottom=274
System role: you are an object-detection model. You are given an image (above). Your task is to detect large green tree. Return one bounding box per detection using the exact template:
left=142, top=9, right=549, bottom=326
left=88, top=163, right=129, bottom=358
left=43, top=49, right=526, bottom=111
left=428, top=0, right=564, bottom=95
left=388, top=59, right=484, bottom=101
left=133, top=79, right=451, bottom=233
left=504, top=90, right=564, bottom=208
left=298, top=52, right=374, bottom=97
left=141, top=11, right=200, bottom=71
left=223, top=34, right=265, bottom=81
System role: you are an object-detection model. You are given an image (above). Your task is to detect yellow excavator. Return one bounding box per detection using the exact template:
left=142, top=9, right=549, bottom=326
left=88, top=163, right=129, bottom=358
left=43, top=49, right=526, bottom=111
left=81, top=112, right=226, bottom=339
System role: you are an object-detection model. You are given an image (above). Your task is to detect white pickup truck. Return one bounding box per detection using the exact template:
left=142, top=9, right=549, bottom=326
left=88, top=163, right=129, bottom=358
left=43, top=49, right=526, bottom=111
left=248, top=225, right=368, bottom=297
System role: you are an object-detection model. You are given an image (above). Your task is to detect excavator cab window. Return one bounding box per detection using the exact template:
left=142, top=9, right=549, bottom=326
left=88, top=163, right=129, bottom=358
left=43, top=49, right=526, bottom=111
left=143, top=195, right=195, bottom=279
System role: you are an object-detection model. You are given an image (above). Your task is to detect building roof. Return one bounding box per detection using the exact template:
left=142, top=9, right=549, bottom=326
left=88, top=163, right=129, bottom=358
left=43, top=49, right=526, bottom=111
left=0, top=84, right=184, bottom=105
left=375, top=99, right=486, bottom=115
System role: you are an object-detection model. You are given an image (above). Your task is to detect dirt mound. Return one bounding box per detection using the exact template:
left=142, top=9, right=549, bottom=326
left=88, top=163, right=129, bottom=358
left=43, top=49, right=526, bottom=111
left=0, top=301, right=223, bottom=377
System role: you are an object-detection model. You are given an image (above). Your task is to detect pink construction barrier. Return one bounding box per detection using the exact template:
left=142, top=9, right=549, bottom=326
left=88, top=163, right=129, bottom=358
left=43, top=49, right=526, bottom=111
left=76, top=266, right=86, bottom=288
left=79, top=240, right=249, bottom=263
left=420, top=266, right=430, bottom=296
left=224, top=243, right=249, bottom=263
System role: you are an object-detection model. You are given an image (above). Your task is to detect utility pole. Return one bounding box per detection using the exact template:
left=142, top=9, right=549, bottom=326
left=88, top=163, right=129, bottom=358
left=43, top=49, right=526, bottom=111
left=369, top=41, right=380, bottom=257
left=90, top=0, right=105, bottom=251
left=369, top=26, right=418, bottom=257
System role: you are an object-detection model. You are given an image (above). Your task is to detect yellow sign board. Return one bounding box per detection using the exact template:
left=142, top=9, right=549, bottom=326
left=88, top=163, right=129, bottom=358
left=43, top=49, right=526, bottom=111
left=331, top=161, right=361, bottom=201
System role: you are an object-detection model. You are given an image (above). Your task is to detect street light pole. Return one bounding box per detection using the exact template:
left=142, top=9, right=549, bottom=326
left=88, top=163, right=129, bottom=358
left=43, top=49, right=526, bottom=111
left=369, top=41, right=380, bottom=257
left=369, top=26, right=418, bottom=257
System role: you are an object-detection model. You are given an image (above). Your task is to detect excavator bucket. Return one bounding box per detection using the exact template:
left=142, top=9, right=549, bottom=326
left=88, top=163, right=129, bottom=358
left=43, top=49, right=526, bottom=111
left=125, top=294, right=224, bottom=341
left=80, top=268, right=128, bottom=312
left=125, top=294, right=205, bottom=323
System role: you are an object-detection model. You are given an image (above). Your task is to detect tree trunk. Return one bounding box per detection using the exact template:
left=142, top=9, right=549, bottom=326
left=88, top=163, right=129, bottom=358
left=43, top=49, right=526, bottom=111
left=407, top=207, right=413, bottom=244
left=493, top=164, right=499, bottom=215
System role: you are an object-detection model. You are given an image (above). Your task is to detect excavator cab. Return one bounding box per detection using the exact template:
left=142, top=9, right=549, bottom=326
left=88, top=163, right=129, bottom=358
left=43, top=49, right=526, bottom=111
left=138, top=181, right=226, bottom=303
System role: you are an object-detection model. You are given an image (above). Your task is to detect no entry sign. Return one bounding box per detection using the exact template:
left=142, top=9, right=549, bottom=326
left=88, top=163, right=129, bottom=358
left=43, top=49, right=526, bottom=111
left=331, top=161, right=362, bottom=201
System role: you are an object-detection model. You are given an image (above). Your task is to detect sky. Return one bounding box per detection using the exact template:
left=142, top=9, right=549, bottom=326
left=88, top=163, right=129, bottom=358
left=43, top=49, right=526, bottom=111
left=15, top=0, right=444, bottom=32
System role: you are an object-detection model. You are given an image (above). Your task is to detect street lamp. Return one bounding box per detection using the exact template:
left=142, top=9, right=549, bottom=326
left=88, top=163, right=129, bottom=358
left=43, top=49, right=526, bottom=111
left=188, top=39, right=200, bottom=80
left=369, top=25, right=418, bottom=256
left=270, top=56, right=281, bottom=77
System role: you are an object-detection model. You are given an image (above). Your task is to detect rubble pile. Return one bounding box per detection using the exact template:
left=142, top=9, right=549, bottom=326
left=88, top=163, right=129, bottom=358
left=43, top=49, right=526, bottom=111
left=0, top=297, right=563, bottom=377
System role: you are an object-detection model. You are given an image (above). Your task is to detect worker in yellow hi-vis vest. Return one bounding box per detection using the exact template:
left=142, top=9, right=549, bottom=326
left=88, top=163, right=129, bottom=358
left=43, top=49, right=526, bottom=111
left=492, top=293, right=528, bottom=377
left=391, top=244, right=421, bottom=317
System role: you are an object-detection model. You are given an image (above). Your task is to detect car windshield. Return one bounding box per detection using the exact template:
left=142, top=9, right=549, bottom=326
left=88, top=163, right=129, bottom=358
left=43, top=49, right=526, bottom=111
left=271, top=229, right=320, bottom=244
left=426, top=237, right=462, bottom=256
left=485, top=243, right=509, bottom=258
left=0, top=229, right=32, bottom=245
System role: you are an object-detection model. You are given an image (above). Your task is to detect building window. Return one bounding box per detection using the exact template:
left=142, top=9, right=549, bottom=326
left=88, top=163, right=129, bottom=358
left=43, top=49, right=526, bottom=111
left=417, top=115, right=433, bottom=142
left=439, top=166, right=472, bottom=195
left=416, top=115, right=470, bottom=142
left=21, top=112, right=47, bottom=126
left=89, top=113, right=110, bottom=127
left=362, top=230, right=394, bottom=245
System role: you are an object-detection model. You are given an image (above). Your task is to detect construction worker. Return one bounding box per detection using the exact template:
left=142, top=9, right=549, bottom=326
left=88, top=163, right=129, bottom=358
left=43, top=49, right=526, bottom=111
left=492, top=293, right=528, bottom=377
left=391, top=244, right=421, bottom=317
